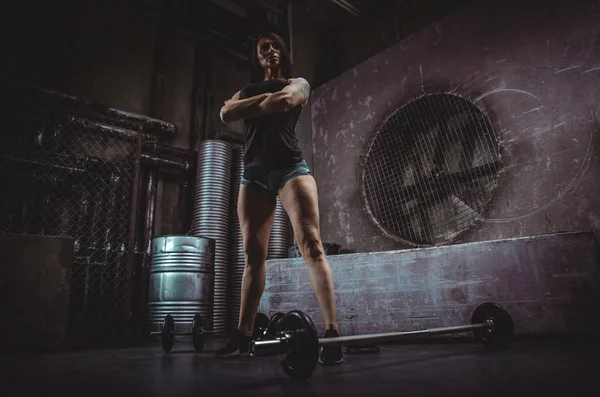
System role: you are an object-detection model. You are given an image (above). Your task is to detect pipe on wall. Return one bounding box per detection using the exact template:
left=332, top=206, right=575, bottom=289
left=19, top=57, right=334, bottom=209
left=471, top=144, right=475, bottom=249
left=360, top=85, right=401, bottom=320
left=138, top=166, right=159, bottom=333
left=142, top=142, right=197, bottom=160
left=287, top=0, right=294, bottom=64
left=144, top=169, right=159, bottom=254
left=31, top=85, right=176, bottom=137
left=331, top=0, right=361, bottom=17
left=140, top=153, right=190, bottom=171
left=126, top=130, right=143, bottom=329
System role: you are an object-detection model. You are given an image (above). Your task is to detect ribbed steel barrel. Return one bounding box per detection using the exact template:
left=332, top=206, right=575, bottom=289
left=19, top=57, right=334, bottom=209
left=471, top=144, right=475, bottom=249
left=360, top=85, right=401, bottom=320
left=147, top=235, right=216, bottom=334
left=228, top=146, right=244, bottom=330
left=267, top=197, right=292, bottom=259
left=192, top=140, right=232, bottom=335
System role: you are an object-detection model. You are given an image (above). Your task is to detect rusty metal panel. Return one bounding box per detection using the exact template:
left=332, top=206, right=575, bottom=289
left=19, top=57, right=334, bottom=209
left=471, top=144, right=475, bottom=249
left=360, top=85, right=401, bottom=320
left=0, top=233, right=74, bottom=351
left=259, top=232, right=600, bottom=336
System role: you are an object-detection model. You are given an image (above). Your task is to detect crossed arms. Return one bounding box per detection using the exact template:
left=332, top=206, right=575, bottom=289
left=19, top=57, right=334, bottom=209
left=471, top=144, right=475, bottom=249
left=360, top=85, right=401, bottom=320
left=219, top=78, right=311, bottom=123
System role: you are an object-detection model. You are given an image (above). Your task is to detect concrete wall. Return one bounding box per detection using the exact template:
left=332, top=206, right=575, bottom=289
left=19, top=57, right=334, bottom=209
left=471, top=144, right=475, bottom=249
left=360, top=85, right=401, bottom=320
left=333, top=0, right=473, bottom=74
left=289, top=3, right=322, bottom=171
left=259, top=232, right=600, bottom=335
left=311, top=0, right=600, bottom=253
left=62, top=8, right=156, bottom=117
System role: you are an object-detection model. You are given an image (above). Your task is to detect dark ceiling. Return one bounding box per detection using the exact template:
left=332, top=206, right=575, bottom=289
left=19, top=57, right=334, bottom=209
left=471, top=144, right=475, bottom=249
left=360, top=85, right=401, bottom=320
left=114, top=0, right=471, bottom=81
left=299, top=0, right=395, bottom=27
left=192, top=0, right=397, bottom=58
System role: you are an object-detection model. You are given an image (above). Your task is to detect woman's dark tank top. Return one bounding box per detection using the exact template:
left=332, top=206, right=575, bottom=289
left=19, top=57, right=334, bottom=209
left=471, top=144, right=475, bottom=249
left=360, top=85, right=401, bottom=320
left=239, top=78, right=304, bottom=171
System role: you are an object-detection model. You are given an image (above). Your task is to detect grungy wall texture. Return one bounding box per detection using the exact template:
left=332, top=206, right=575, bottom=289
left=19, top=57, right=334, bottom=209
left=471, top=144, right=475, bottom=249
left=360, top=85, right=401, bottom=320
left=259, top=232, right=600, bottom=335
left=311, top=0, right=600, bottom=253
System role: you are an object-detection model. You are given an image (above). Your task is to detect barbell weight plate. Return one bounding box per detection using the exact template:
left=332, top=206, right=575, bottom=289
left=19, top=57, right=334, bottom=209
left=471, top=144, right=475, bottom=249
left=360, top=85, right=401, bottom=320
left=253, top=312, right=270, bottom=340
left=192, top=314, right=205, bottom=352
left=161, top=314, right=175, bottom=353
left=471, top=302, right=514, bottom=348
left=278, top=310, right=319, bottom=381
left=268, top=312, right=285, bottom=336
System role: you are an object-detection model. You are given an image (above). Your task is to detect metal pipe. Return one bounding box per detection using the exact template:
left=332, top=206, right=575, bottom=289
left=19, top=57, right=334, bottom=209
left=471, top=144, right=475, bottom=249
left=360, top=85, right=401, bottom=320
left=330, top=0, right=361, bottom=17
left=337, top=0, right=362, bottom=14
left=250, top=321, right=491, bottom=355
left=142, top=142, right=196, bottom=159
left=139, top=167, right=158, bottom=334
left=67, top=116, right=153, bottom=141
left=144, top=169, right=158, bottom=255
left=102, top=174, right=122, bottom=255
left=88, top=178, right=107, bottom=251
left=189, top=41, right=202, bottom=150
left=287, top=0, right=294, bottom=65
left=140, top=153, right=190, bottom=171
left=126, top=130, right=144, bottom=326
left=200, top=89, right=208, bottom=142
left=31, top=86, right=177, bottom=137
left=320, top=322, right=489, bottom=346
left=200, top=48, right=213, bottom=142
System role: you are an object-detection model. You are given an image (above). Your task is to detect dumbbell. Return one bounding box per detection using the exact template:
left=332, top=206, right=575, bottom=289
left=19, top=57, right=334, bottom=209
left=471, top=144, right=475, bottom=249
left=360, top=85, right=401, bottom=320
left=255, top=312, right=286, bottom=340
left=268, top=312, right=285, bottom=335
left=156, top=311, right=271, bottom=353
left=253, top=312, right=270, bottom=340
left=153, top=314, right=209, bottom=353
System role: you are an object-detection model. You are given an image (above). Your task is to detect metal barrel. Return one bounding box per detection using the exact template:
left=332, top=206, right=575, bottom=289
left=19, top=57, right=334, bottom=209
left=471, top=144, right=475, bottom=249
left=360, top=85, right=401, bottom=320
left=228, top=146, right=244, bottom=330
left=192, top=140, right=232, bottom=335
left=147, top=235, right=216, bottom=334
left=267, top=197, right=291, bottom=259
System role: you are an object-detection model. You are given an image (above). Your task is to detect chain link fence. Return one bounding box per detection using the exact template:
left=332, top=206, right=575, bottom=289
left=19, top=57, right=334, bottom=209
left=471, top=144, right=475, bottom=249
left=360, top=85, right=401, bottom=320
left=0, top=84, right=173, bottom=346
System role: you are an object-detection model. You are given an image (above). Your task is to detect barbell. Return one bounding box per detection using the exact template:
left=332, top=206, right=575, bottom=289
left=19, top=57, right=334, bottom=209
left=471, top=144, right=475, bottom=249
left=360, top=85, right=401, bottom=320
left=249, top=302, right=514, bottom=381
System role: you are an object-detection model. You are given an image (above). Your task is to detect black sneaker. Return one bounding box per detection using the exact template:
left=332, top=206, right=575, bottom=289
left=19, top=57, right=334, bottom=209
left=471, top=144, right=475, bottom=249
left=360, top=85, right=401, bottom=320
left=214, top=327, right=253, bottom=358
left=319, top=325, right=344, bottom=365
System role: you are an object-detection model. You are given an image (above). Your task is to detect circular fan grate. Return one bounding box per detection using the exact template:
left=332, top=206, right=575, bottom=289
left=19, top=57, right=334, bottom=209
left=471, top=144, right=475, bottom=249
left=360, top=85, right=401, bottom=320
left=362, top=93, right=502, bottom=246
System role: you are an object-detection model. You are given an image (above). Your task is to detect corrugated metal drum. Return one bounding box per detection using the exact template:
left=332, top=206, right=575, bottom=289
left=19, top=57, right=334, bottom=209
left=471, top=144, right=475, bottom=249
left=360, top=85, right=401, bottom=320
left=192, top=140, right=232, bottom=335
left=267, top=197, right=291, bottom=259
left=228, top=146, right=244, bottom=329
left=147, top=235, right=215, bottom=334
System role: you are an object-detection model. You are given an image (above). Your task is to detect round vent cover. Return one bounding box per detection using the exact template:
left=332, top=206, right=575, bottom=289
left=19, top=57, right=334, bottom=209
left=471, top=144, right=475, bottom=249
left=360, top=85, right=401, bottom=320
left=362, top=93, right=502, bottom=246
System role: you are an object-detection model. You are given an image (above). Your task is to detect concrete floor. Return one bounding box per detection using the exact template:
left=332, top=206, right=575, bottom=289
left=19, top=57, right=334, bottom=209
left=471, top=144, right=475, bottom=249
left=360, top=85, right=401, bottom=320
left=1, top=337, right=599, bottom=397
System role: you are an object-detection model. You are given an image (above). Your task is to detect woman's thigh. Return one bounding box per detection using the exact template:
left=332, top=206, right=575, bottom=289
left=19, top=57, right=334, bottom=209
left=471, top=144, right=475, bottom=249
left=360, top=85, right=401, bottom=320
left=237, top=183, right=277, bottom=259
left=278, top=175, right=321, bottom=244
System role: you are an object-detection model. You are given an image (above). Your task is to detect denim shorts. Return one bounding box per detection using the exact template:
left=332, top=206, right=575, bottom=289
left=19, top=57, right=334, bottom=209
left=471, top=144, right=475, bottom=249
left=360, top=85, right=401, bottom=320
left=241, top=159, right=312, bottom=194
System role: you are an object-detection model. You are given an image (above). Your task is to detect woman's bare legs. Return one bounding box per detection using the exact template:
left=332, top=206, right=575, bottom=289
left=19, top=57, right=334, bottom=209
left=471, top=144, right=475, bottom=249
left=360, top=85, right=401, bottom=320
left=236, top=183, right=277, bottom=336
left=278, top=175, right=338, bottom=332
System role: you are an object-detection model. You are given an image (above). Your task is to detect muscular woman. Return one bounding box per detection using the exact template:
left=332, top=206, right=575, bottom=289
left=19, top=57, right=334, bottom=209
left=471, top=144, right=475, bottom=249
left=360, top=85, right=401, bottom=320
left=214, top=32, right=343, bottom=365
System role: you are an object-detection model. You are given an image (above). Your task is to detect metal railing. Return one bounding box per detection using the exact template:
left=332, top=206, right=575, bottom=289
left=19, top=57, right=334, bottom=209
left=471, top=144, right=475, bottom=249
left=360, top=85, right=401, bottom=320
left=0, top=84, right=177, bottom=346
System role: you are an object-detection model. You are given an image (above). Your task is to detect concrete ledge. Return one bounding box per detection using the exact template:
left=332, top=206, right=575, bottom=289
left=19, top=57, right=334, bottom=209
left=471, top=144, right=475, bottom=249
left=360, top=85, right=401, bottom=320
left=259, top=232, right=600, bottom=335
